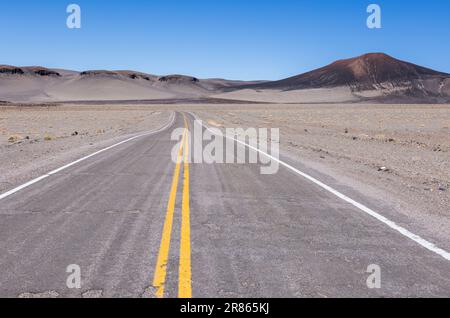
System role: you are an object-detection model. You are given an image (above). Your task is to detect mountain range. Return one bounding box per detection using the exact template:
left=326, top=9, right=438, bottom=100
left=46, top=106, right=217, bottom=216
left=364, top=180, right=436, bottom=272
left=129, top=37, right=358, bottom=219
left=1, top=53, right=449, bottom=104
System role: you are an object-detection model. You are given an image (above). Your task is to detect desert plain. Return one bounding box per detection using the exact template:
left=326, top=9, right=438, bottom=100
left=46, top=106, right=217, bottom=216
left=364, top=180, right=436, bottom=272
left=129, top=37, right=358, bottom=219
left=1, top=103, right=449, bottom=250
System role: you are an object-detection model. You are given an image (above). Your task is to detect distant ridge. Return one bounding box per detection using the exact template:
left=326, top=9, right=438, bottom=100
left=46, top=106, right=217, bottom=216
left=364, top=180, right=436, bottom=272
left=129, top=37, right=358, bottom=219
left=1, top=53, right=450, bottom=103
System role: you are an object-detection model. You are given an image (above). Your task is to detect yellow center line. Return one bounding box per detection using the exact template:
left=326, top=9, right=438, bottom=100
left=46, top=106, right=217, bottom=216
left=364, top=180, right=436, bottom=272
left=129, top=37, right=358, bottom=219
left=152, top=127, right=186, bottom=298
left=179, top=115, right=192, bottom=298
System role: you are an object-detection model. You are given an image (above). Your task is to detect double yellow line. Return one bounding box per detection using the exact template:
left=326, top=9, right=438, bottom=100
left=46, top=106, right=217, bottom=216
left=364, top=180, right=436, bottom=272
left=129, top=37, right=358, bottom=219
left=153, top=114, right=192, bottom=298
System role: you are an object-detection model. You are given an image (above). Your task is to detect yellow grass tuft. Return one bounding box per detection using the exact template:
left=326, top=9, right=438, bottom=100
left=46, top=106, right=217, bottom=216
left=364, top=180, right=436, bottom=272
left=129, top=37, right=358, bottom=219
left=8, top=134, right=23, bottom=143
left=44, top=134, right=55, bottom=141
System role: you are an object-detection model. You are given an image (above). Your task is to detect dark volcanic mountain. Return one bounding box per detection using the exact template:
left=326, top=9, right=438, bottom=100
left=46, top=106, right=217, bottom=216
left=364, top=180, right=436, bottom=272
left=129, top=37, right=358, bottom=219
left=239, top=53, right=449, bottom=90
left=223, top=53, right=450, bottom=103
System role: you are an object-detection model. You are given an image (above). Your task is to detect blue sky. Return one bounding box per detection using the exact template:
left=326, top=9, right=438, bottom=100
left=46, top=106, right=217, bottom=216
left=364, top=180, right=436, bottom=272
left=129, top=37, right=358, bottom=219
left=1, top=0, right=449, bottom=80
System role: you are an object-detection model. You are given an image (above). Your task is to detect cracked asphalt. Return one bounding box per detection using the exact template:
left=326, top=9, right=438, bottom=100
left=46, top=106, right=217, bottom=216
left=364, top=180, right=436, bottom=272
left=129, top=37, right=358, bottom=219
left=0, top=112, right=449, bottom=298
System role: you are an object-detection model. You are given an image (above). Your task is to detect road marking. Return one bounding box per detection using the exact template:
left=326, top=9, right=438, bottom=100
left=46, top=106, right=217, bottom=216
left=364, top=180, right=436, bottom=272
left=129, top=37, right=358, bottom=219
left=0, top=112, right=176, bottom=202
left=179, top=115, right=192, bottom=298
left=191, top=112, right=450, bottom=262
left=153, top=128, right=186, bottom=298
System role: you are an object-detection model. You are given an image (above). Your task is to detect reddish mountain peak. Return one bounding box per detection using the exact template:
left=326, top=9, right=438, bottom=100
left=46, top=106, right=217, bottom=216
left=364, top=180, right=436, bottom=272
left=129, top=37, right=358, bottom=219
left=329, top=53, right=445, bottom=80
left=333, top=52, right=392, bottom=65
left=248, top=53, right=449, bottom=91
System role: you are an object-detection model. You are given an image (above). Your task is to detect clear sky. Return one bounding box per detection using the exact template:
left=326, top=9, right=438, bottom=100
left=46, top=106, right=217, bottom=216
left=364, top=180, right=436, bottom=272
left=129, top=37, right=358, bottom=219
left=1, top=0, right=449, bottom=80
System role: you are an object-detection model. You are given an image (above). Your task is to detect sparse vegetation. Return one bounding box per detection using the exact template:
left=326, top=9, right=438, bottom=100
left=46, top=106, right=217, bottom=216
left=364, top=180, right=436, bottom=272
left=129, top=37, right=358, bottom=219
left=8, top=134, right=22, bottom=143
left=44, top=134, right=55, bottom=141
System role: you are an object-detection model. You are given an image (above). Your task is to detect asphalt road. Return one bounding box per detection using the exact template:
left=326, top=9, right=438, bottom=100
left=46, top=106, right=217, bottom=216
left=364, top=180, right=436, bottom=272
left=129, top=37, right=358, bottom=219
left=0, top=112, right=449, bottom=298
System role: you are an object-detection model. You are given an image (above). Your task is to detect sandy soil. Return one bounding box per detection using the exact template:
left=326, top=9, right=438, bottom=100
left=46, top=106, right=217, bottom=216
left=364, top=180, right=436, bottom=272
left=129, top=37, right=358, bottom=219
left=213, top=87, right=364, bottom=103
left=0, top=105, right=171, bottom=192
left=1, top=102, right=449, bottom=244
left=193, top=103, right=450, bottom=242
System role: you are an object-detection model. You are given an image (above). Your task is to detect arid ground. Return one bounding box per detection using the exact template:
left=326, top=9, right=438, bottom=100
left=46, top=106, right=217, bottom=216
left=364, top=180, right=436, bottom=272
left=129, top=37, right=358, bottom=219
left=2, top=103, right=449, bottom=232
left=194, top=104, right=450, bottom=245
left=0, top=105, right=171, bottom=193
left=1, top=103, right=450, bottom=297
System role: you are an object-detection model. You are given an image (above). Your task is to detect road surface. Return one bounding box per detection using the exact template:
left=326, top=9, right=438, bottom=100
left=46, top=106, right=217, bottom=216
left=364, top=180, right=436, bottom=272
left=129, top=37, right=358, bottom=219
left=0, top=112, right=449, bottom=298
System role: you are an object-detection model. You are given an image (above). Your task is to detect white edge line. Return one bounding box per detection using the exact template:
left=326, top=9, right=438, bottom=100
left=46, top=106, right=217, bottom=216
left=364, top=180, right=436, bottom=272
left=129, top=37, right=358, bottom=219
left=0, top=111, right=176, bottom=201
left=189, top=112, right=450, bottom=262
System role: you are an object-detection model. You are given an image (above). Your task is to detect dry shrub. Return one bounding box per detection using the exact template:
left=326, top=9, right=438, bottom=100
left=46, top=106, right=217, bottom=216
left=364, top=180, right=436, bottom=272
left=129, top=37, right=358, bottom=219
left=44, top=134, right=55, bottom=141
left=8, top=134, right=22, bottom=143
